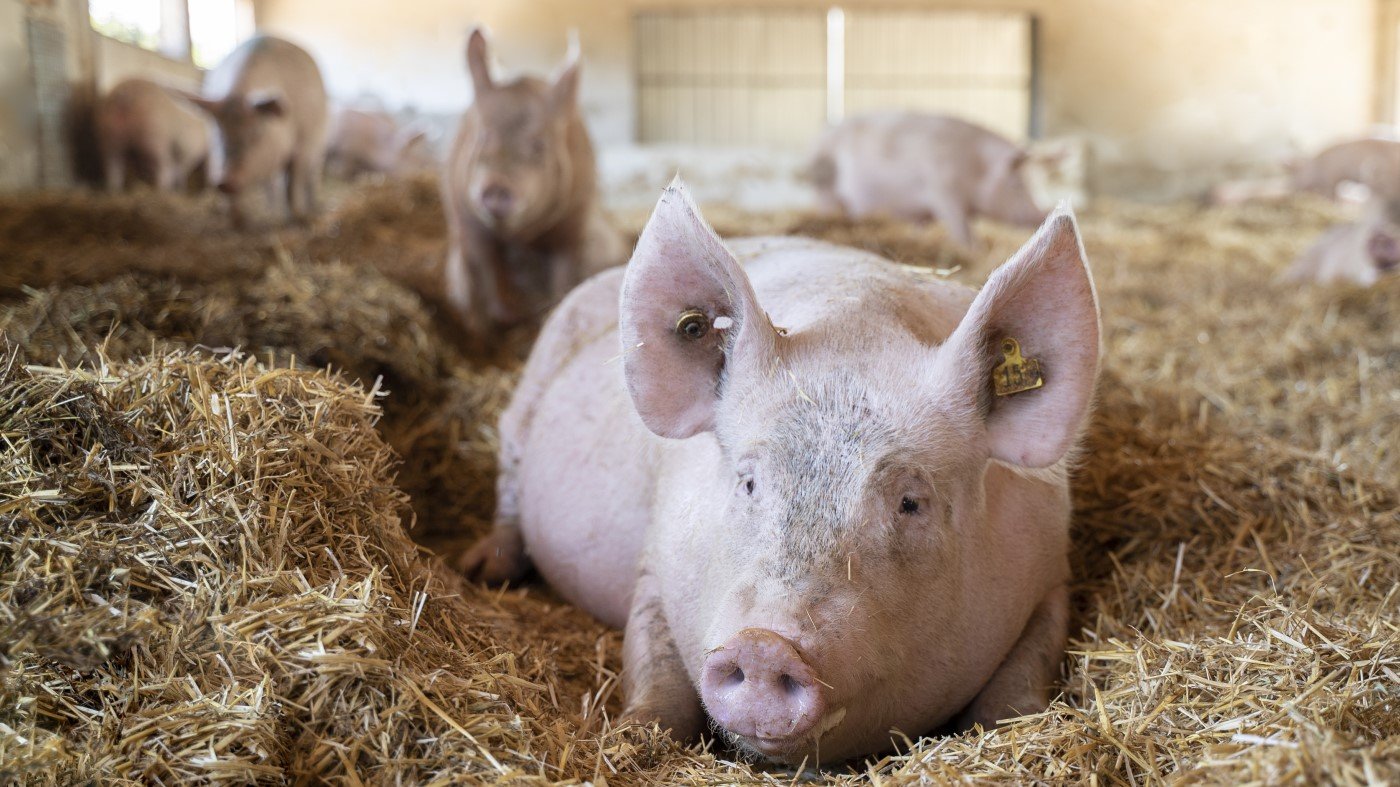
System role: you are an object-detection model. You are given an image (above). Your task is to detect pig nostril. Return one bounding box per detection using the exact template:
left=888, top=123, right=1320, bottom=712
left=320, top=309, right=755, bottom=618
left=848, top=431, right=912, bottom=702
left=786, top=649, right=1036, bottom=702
left=780, top=673, right=803, bottom=696
left=723, top=666, right=745, bottom=687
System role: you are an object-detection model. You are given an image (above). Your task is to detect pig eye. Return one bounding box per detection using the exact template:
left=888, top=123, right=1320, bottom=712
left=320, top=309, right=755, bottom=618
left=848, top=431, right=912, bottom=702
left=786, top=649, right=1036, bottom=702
left=899, top=497, right=920, bottom=515
left=737, top=473, right=756, bottom=497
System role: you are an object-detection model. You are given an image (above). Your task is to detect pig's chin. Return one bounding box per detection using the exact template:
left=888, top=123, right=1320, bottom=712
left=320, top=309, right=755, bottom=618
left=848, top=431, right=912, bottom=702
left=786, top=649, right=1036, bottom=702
left=720, top=706, right=850, bottom=765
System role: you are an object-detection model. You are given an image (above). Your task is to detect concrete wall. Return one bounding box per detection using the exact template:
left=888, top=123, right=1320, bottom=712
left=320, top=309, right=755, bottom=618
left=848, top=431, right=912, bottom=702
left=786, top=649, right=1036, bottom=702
left=255, top=0, right=1382, bottom=200
left=0, top=0, right=203, bottom=191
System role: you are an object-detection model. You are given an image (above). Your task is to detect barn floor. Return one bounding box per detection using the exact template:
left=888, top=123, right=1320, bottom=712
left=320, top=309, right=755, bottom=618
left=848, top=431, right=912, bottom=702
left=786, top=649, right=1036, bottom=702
left=0, top=178, right=1396, bottom=784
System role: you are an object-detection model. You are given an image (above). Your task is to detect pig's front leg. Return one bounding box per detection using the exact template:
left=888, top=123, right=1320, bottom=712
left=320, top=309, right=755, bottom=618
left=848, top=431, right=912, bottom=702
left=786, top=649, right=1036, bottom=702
left=547, top=251, right=583, bottom=304
left=929, top=198, right=975, bottom=249
left=954, top=584, right=1068, bottom=730
left=620, top=570, right=704, bottom=739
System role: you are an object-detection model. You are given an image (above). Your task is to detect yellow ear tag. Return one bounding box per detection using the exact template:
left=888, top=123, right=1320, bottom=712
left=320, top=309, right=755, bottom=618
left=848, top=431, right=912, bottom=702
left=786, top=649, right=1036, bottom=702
left=993, top=338, right=1045, bottom=397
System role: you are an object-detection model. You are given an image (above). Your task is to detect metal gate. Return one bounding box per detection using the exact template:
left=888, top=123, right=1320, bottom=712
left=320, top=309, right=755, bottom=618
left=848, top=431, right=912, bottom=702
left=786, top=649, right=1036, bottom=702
left=842, top=8, right=1034, bottom=141
left=634, top=9, right=828, bottom=146
left=634, top=7, right=1035, bottom=146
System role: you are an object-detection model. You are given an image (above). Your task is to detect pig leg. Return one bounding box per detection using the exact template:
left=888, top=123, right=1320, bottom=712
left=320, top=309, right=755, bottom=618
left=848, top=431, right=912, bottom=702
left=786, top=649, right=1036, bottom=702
left=954, top=584, right=1068, bottom=730
left=547, top=251, right=582, bottom=304
left=153, top=152, right=179, bottom=193
left=287, top=153, right=323, bottom=223
left=620, top=570, right=704, bottom=739
left=102, top=152, right=126, bottom=194
left=928, top=198, right=975, bottom=248
left=456, top=410, right=529, bottom=583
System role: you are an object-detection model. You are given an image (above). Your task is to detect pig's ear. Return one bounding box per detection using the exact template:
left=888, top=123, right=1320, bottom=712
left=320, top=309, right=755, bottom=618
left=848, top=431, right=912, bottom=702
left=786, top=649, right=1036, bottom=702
left=168, top=87, right=219, bottom=115
left=937, top=205, right=1100, bottom=468
left=551, top=32, right=581, bottom=109
left=466, top=28, right=494, bottom=95
left=620, top=179, right=778, bottom=439
left=249, top=93, right=285, bottom=117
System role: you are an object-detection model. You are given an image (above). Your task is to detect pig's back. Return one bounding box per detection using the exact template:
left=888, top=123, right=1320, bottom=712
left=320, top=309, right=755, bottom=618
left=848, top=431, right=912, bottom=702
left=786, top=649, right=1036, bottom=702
left=206, top=37, right=328, bottom=141
left=823, top=113, right=1011, bottom=216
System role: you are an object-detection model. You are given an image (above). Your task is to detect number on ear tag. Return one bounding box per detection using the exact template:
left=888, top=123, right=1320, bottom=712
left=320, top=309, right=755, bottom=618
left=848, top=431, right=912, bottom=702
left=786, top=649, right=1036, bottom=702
left=993, top=337, right=1045, bottom=397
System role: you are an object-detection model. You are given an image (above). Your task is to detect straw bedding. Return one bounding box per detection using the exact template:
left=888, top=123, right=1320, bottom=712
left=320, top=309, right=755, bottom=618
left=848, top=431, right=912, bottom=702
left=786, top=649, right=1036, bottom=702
left=0, top=179, right=1396, bottom=784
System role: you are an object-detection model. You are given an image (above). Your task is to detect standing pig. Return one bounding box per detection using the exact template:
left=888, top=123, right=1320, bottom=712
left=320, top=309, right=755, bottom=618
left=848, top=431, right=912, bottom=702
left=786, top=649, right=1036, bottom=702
left=462, top=180, right=1100, bottom=764
left=326, top=107, right=436, bottom=180
left=1285, top=196, right=1400, bottom=286
left=1289, top=138, right=1400, bottom=200
left=94, top=77, right=210, bottom=193
left=810, top=112, right=1047, bottom=247
left=440, top=29, right=624, bottom=338
left=183, top=36, right=329, bottom=227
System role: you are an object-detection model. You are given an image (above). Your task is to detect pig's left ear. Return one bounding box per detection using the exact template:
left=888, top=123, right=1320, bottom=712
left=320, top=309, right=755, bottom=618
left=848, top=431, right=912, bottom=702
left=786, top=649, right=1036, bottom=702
left=550, top=32, right=581, bottom=109
left=937, top=205, right=1100, bottom=468
left=620, top=179, right=778, bottom=439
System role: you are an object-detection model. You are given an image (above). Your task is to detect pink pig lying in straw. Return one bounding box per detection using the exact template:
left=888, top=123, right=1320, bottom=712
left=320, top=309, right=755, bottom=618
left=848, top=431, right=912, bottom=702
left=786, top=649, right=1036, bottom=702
left=462, top=180, right=1101, bottom=764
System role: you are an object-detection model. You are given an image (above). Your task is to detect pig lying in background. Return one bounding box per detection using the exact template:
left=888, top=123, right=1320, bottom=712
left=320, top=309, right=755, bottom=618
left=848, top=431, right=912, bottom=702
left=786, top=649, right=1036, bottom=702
left=462, top=180, right=1101, bottom=764
left=441, top=29, right=623, bottom=337
left=184, top=36, right=329, bottom=228
left=1289, top=138, right=1400, bottom=200
left=94, top=77, right=209, bottom=194
left=1285, top=197, right=1400, bottom=286
left=809, top=112, right=1048, bottom=247
left=326, top=107, right=436, bottom=180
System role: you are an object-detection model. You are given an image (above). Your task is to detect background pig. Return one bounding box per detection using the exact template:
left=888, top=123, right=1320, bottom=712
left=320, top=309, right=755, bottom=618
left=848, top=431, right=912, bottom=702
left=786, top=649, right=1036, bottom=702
left=461, top=181, right=1100, bottom=764
left=809, top=112, right=1048, bottom=247
left=440, top=29, right=624, bottom=337
left=94, top=78, right=209, bottom=194
left=326, top=107, right=436, bottom=180
left=1285, top=196, right=1400, bottom=286
left=184, top=36, right=329, bottom=228
left=1289, top=138, right=1400, bottom=199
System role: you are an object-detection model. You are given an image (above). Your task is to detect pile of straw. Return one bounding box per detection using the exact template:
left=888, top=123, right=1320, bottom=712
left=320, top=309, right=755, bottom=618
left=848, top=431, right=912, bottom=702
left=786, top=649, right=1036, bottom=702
left=1, top=180, right=1395, bottom=783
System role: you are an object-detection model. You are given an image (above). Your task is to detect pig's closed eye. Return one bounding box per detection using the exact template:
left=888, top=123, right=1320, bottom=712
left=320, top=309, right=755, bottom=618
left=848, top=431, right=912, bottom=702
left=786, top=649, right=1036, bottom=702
left=738, top=474, right=756, bottom=497
left=898, top=497, right=920, bottom=515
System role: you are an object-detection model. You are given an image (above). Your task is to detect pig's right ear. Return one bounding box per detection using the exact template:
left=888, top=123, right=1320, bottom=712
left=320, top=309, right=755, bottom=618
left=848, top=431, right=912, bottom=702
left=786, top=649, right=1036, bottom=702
left=620, top=180, right=778, bottom=439
left=936, top=205, right=1100, bottom=468
left=466, top=28, right=494, bottom=95
left=167, top=87, right=219, bottom=115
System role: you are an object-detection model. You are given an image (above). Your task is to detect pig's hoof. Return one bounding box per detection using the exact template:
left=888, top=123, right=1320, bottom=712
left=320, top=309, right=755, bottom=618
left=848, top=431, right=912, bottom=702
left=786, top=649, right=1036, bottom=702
left=456, top=530, right=529, bottom=585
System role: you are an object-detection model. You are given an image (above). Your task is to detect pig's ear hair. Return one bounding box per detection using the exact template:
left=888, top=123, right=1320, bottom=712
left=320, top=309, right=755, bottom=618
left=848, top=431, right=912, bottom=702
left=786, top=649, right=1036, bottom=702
left=466, top=27, right=494, bottom=95
left=937, top=205, right=1100, bottom=468
left=249, top=93, right=285, bottom=117
left=551, top=31, right=582, bottom=108
left=620, top=179, right=778, bottom=439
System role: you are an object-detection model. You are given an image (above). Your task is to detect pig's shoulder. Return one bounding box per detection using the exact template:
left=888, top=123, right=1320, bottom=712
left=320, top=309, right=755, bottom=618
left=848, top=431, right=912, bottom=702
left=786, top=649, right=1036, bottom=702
left=728, top=236, right=974, bottom=344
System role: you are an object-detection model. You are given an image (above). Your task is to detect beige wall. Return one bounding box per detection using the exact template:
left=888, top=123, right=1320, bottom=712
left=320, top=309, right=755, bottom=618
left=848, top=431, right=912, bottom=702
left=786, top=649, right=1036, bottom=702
left=256, top=0, right=1381, bottom=200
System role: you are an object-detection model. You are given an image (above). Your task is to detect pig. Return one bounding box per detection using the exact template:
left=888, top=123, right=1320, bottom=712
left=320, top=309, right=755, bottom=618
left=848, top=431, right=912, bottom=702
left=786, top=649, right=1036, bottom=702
left=809, top=112, right=1048, bottom=248
left=182, top=36, right=329, bottom=227
left=460, top=180, right=1100, bottom=764
left=440, top=28, right=624, bottom=338
left=1285, top=196, right=1400, bottom=286
left=94, top=77, right=210, bottom=193
left=1289, top=138, right=1400, bottom=200
left=326, top=107, right=436, bottom=180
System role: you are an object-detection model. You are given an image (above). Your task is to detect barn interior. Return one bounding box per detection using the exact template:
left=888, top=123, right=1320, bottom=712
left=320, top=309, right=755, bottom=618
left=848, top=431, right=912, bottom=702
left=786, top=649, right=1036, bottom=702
left=1, top=1, right=1397, bottom=784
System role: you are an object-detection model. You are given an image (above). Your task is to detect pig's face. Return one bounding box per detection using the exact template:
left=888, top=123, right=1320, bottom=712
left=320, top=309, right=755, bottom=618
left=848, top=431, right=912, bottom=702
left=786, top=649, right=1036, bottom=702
left=1367, top=198, right=1400, bottom=275
left=460, top=29, right=581, bottom=239
left=195, top=94, right=296, bottom=195
left=620, top=183, right=1099, bottom=763
left=978, top=150, right=1047, bottom=227
left=697, top=355, right=990, bottom=761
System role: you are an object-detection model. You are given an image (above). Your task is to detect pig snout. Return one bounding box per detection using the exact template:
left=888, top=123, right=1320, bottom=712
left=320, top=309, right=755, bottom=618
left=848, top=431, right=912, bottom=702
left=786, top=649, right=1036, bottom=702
left=701, top=628, right=827, bottom=751
left=477, top=182, right=516, bottom=222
